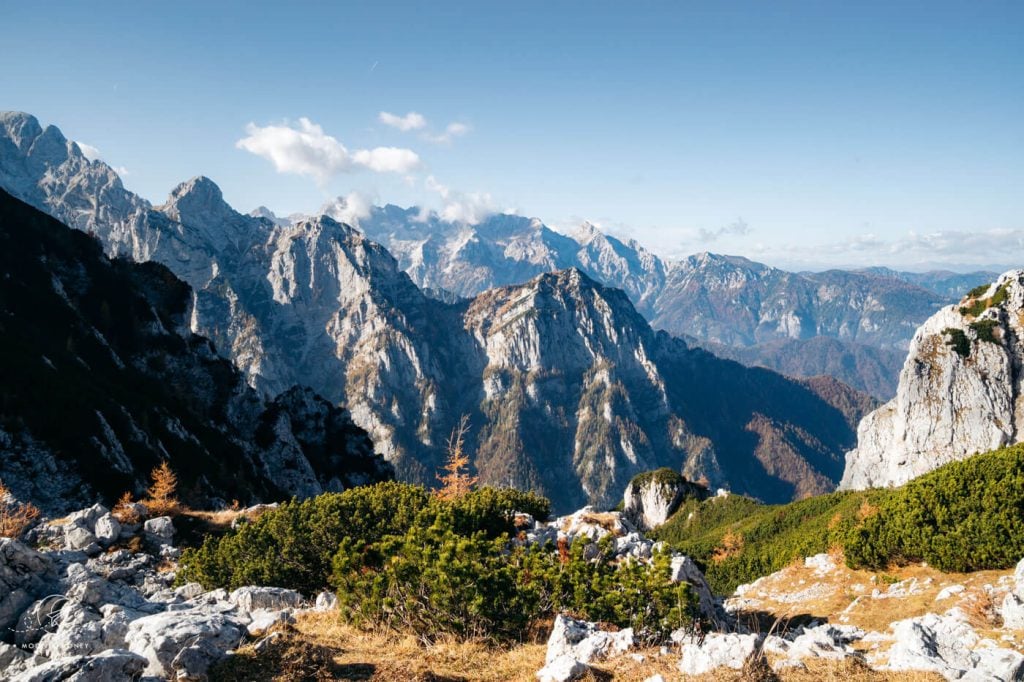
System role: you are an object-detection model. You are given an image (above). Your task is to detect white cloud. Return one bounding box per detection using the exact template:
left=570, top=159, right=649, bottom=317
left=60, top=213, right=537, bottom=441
left=749, top=228, right=1023, bottom=271
left=424, top=175, right=496, bottom=225
left=351, top=146, right=422, bottom=173
left=320, top=191, right=374, bottom=227
left=378, top=111, right=470, bottom=144
left=236, top=117, right=421, bottom=184
left=698, top=218, right=750, bottom=243
left=76, top=141, right=101, bottom=161
left=819, top=229, right=1024, bottom=260
left=113, top=165, right=130, bottom=177
left=378, top=111, right=427, bottom=131
left=423, top=121, right=471, bottom=144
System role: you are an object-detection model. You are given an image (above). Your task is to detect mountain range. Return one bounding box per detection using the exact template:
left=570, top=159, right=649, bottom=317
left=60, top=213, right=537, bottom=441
left=0, top=111, right=892, bottom=511
left=295, top=199, right=992, bottom=399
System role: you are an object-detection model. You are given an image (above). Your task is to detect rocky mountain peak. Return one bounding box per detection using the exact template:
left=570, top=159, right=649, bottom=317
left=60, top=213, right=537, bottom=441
left=0, top=111, right=44, bottom=153
left=840, top=270, right=1024, bottom=490
left=161, top=176, right=233, bottom=224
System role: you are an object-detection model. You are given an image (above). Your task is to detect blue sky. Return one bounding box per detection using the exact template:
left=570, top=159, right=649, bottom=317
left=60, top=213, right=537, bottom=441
left=2, top=1, right=1021, bottom=270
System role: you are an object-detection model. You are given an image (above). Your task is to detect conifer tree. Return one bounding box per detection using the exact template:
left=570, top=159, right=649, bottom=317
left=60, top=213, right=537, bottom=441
left=145, top=461, right=179, bottom=515
left=436, top=415, right=478, bottom=500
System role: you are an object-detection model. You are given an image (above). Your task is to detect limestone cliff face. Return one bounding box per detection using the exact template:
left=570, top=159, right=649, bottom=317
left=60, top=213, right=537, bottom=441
left=840, top=271, right=1024, bottom=490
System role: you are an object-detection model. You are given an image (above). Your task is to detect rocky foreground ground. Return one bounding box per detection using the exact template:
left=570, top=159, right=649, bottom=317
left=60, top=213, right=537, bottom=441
left=1, top=503, right=1023, bottom=681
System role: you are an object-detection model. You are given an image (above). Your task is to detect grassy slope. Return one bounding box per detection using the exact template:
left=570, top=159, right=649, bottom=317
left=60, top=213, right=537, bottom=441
left=652, top=444, right=1024, bottom=595
left=652, top=489, right=882, bottom=594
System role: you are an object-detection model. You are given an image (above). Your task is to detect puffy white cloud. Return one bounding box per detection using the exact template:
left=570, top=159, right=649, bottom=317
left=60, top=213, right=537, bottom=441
left=236, top=118, right=421, bottom=183
left=351, top=146, right=422, bottom=173
left=423, top=121, right=471, bottom=144
left=378, top=111, right=427, bottom=131
left=424, top=175, right=496, bottom=225
left=76, top=141, right=101, bottom=161
left=320, top=191, right=374, bottom=227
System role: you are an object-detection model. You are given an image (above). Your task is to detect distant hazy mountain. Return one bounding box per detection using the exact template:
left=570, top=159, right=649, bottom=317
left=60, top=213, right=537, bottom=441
left=855, top=267, right=999, bottom=300
left=259, top=199, right=999, bottom=399
left=320, top=204, right=981, bottom=352
left=0, top=187, right=391, bottom=513
left=0, top=111, right=874, bottom=510
left=694, top=337, right=905, bottom=401
left=281, top=201, right=987, bottom=399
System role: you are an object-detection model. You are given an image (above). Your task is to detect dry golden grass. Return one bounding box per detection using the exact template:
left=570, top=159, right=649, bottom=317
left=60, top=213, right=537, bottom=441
left=565, top=512, right=624, bottom=534
left=208, top=612, right=950, bottom=681
left=689, top=658, right=944, bottom=681
left=726, top=549, right=1012, bottom=636
left=0, top=479, right=40, bottom=538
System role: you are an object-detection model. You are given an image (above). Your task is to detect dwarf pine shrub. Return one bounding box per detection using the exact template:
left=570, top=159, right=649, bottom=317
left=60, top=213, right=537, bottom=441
left=179, top=481, right=693, bottom=643
left=844, top=443, right=1024, bottom=572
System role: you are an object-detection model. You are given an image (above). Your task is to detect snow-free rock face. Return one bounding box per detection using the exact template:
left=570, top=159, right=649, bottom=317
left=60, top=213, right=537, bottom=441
left=622, top=469, right=706, bottom=530
left=840, top=271, right=1024, bottom=490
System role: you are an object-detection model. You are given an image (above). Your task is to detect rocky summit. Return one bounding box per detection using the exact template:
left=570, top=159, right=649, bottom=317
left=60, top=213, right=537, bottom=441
left=841, top=270, right=1024, bottom=490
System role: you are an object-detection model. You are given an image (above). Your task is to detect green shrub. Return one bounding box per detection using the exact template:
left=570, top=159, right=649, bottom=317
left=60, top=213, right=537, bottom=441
left=970, top=319, right=1000, bottom=344
left=543, top=536, right=696, bottom=643
left=629, top=467, right=687, bottom=488
left=960, top=283, right=1008, bottom=317
left=845, top=444, right=1024, bottom=572
left=176, top=482, right=433, bottom=593
left=654, top=444, right=1024, bottom=594
left=331, top=516, right=543, bottom=641
left=177, top=481, right=693, bottom=643
left=445, top=486, right=550, bottom=537
left=943, top=328, right=970, bottom=358
left=652, top=491, right=877, bottom=594
left=966, top=283, right=992, bottom=299
left=332, top=525, right=695, bottom=644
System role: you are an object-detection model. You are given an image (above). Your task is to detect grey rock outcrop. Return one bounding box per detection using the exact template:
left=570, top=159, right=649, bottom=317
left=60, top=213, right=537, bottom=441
left=0, top=539, right=55, bottom=635
left=841, top=271, right=1024, bottom=490
left=125, top=609, right=246, bottom=678
left=622, top=468, right=705, bottom=530
left=678, top=632, right=759, bottom=675
left=544, top=615, right=634, bottom=666
left=10, top=649, right=147, bottom=682
left=883, top=613, right=1024, bottom=681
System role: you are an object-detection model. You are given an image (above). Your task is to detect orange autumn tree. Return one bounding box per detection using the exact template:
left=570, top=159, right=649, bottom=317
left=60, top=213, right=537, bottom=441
left=143, top=461, right=180, bottom=516
left=436, top=415, right=478, bottom=500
